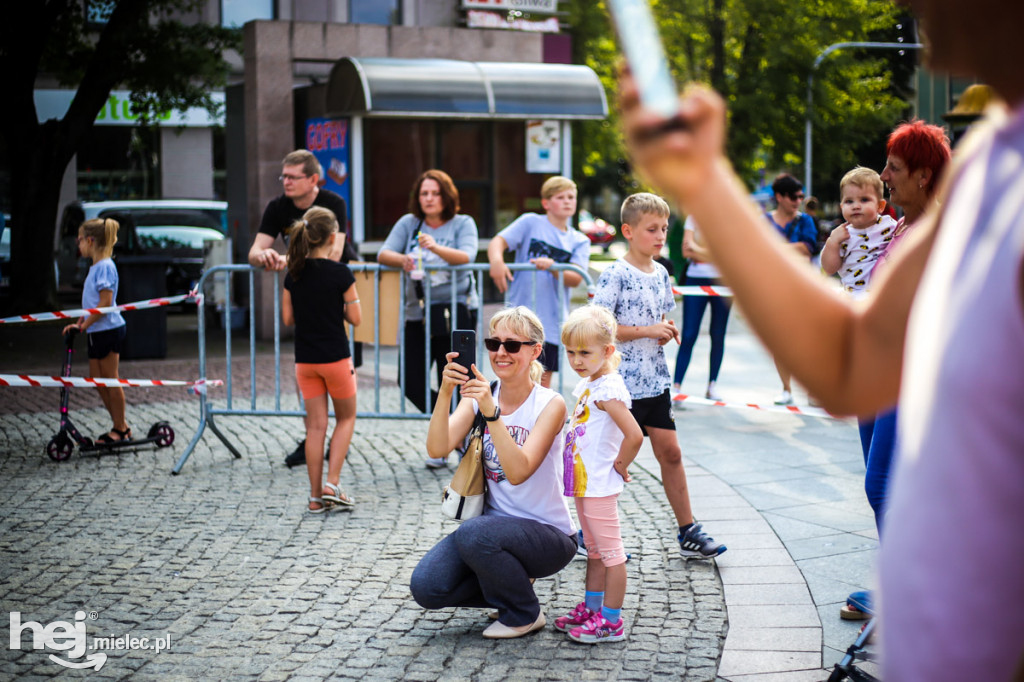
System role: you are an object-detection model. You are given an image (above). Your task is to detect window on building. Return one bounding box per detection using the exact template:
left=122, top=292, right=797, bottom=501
left=221, top=0, right=274, bottom=27
left=439, top=121, right=492, bottom=236
left=364, top=118, right=543, bottom=242
left=494, top=121, right=545, bottom=233
left=350, top=0, right=401, bottom=25
left=365, top=120, right=435, bottom=240
left=76, top=128, right=161, bottom=201
left=212, top=127, right=227, bottom=201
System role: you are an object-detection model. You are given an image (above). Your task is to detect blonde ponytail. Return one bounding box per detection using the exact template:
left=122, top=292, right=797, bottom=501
left=80, top=218, right=119, bottom=260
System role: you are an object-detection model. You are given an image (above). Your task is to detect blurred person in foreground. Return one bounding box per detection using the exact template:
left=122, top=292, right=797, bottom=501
left=618, top=0, right=1024, bottom=676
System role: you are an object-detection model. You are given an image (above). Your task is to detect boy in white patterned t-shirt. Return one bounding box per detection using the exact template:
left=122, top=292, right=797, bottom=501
left=593, top=193, right=726, bottom=558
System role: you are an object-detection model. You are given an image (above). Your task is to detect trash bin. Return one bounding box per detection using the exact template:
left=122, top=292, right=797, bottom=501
left=117, top=255, right=170, bottom=360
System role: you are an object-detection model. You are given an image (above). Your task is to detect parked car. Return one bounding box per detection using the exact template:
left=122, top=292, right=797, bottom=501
left=577, top=209, right=616, bottom=252
left=57, top=200, right=227, bottom=296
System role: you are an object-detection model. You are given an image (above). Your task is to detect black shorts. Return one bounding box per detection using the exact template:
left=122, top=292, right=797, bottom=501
left=87, top=326, right=126, bottom=360
left=539, top=341, right=560, bottom=373
left=629, top=389, right=676, bottom=436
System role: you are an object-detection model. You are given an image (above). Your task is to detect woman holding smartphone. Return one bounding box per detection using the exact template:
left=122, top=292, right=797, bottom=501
left=410, top=307, right=577, bottom=639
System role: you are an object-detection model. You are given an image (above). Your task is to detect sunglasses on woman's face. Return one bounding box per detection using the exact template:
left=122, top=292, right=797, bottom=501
left=483, top=337, right=537, bottom=354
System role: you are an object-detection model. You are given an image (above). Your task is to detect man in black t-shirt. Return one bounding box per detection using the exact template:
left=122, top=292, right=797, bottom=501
left=248, top=149, right=355, bottom=467
left=248, top=149, right=354, bottom=269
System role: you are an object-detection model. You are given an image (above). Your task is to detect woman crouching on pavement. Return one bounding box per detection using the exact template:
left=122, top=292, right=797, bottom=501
left=410, top=306, right=577, bottom=638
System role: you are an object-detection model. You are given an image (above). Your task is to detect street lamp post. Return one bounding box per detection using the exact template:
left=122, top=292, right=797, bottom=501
left=804, top=41, right=923, bottom=197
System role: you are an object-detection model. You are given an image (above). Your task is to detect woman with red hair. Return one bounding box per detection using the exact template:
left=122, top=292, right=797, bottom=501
left=840, top=120, right=951, bottom=620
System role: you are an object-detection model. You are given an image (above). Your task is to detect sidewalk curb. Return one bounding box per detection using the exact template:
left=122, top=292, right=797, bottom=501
left=634, top=446, right=824, bottom=680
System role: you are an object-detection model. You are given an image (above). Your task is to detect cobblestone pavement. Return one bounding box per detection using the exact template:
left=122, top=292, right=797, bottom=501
left=0, top=392, right=728, bottom=680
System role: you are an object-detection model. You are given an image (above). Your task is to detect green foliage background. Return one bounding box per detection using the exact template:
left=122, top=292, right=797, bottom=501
left=566, top=0, right=916, bottom=212
left=0, top=0, right=239, bottom=311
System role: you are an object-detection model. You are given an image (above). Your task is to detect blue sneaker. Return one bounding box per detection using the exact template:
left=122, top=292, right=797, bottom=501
left=678, top=522, right=726, bottom=558
left=841, top=590, right=873, bottom=620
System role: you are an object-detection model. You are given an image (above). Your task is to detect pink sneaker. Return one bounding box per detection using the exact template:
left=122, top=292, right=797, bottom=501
left=554, top=602, right=594, bottom=633
left=568, top=612, right=626, bottom=643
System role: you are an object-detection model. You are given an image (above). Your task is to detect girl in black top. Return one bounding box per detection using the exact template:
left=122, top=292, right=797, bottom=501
left=282, top=207, right=362, bottom=513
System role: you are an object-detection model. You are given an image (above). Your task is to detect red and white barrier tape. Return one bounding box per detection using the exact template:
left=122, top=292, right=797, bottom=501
left=671, top=285, right=732, bottom=297
left=589, top=285, right=732, bottom=300
left=0, top=375, right=222, bottom=393
left=672, top=392, right=839, bottom=419
left=0, top=292, right=203, bottom=324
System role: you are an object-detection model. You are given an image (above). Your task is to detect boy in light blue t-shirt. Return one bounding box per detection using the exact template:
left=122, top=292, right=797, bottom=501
left=488, top=176, right=591, bottom=387
left=593, top=193, right=726, bottom=559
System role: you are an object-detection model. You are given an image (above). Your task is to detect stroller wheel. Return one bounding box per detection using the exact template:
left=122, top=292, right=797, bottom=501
left=827, top=666, right=848, bottom=682
left=47, top=435, right=74, bottom=462
left=149, top=422, right=175, bottom=448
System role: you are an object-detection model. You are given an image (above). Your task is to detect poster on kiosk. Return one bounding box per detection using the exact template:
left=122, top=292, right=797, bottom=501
left=306, top=117, right=351, bottom=208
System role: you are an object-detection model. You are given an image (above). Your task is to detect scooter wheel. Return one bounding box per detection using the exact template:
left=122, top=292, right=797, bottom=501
left=47, top=435, right=74, bottom=462
left=150, top=422, right=175, bottom=448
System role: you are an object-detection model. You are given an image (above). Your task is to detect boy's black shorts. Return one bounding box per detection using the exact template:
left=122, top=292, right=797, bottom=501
left=539, top=342, right=560, bottom=373
left=87, top=326, right=126, bottom=360
left=629, top=389, right=676, bottom=436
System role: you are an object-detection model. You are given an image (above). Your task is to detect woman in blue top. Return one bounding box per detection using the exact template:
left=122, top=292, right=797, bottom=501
left=765, top=173, right=819, bottom=405
left=61, top=218, right=130, bottom=443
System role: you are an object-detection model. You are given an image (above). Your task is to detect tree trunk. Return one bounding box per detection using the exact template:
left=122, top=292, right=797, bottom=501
left=6, top=121, right=73, bottom=315
left=709, top=0, right=726, bottom=93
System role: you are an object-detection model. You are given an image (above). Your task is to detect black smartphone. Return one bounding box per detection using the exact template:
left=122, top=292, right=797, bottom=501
left=607, top=0, right=686, bottom=136
left=451, top=329, right=476, bottom=373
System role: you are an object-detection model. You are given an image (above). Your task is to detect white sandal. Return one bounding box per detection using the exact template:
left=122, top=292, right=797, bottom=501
left=307, top=496, right=328, bottom=514
left=323, top=482, right=354, bottom=507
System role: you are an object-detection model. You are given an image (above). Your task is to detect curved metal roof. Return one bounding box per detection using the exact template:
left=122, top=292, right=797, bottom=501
left=326, top=57, right=608, bottom=120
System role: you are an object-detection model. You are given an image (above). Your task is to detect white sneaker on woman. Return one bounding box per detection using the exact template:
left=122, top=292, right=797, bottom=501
left=705, top=381, right=722, bottom=401
left=773, top=390, right=794, bottom=405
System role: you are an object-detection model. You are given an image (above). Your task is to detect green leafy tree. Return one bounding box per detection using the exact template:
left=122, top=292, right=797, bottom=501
left=0, top=0, right=239, bottom=313
left=567, top=0, right=913, bottom=212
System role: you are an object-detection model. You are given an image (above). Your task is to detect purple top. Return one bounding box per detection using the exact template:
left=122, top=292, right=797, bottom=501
left=880, top=105, right=1024, bottom=680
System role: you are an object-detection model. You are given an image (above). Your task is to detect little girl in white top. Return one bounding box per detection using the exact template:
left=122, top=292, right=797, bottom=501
left=556, top=304, right=643, bottom=644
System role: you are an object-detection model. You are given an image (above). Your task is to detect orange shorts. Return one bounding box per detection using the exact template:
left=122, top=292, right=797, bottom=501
left=295, top=358, right=356, bottom=401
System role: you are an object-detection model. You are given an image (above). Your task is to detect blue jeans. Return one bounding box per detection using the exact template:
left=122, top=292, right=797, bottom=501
left=857, top=408, right=897, bottom=535
left=673, top=276, right=732, bottom=385
left=409, top=514, right=577, bottom=627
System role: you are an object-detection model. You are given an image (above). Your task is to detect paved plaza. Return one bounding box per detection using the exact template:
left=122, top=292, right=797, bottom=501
left=1, top=307, right=878, bottom=681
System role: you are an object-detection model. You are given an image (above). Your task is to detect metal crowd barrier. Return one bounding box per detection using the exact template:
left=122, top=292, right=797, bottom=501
left=172, top=261, right=593, bottom=474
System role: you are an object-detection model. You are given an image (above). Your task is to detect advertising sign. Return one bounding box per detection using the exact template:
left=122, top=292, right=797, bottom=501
left=462, top=0, right=559, bottom=12
left=525, top=120, right=561, bottom=173
left=305, top=118, right=351, bottom=209
left=34, top=90, right=225, bottom=127
left=466, top=10, right=560, bottom=32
